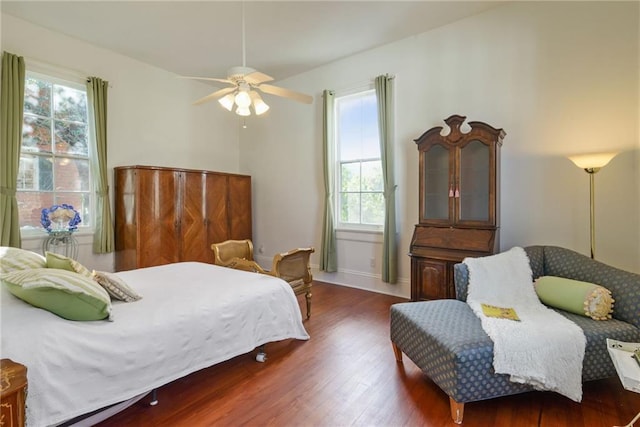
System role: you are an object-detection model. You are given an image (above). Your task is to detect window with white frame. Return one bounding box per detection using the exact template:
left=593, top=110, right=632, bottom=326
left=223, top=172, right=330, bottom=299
left=335, top=89, right=384, bottom=229
left=17, top=72, right=93, bottom=232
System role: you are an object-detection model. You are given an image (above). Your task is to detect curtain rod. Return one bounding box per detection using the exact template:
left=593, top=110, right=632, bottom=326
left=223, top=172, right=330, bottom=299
left=333, top=74, right=396, bottom=96
left=24, top=55, right=112, bottom=87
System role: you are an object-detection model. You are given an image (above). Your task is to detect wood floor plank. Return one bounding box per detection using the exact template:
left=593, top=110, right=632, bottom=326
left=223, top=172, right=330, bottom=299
left=96, top=282, right=640, bottom=427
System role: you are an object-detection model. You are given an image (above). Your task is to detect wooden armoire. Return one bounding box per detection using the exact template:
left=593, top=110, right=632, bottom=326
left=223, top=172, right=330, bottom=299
left=114, top=165, right=251, bottom=271
left=409, top=115, right=505, bottom=301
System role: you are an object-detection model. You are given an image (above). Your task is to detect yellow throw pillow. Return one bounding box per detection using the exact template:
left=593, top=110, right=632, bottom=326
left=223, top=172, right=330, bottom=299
left=534, top=276, right=614, bottom=320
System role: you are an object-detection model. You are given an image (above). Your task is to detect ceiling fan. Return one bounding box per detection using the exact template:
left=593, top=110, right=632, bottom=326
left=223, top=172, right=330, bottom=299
left=180, top=3, right=313, bottom=116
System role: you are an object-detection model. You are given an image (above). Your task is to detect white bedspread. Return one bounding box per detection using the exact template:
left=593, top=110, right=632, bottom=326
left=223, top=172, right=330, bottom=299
left=464, top=247, right=586, bottom=402
left=0, top=262, right=309, bottom=427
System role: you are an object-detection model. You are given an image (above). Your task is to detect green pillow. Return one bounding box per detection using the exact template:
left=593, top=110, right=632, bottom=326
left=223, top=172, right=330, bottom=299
left=46, top=252, right=92, bottom=278
left=0, top=247, right=46, bottom=273
left=534, top=276, right=614, bottom=320
left=2, top=268, right=112, bottom=321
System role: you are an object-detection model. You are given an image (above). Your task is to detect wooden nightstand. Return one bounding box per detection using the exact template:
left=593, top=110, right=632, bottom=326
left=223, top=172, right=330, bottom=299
left=1, top=359, right=27, bottom=427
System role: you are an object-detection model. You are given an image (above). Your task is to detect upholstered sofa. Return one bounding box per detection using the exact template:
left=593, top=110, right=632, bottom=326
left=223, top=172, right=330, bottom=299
left=390, top=246, right=640, bottom=424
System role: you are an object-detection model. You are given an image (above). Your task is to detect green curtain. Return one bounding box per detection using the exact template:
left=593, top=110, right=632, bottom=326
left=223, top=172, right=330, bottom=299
left=320, top=90, right=337, bottom=272
left=87, top=77, right=114, bottom=253
left=375, top=75, right=397, bottom=283
left=0, top=52, right=25, bottom=248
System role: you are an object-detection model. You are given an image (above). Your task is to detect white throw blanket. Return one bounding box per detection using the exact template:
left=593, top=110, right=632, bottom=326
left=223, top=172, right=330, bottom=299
left=464, top=246, right=586, bottom=401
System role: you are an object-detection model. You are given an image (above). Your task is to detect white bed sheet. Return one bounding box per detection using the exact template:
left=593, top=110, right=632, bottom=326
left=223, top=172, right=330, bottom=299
left=0, top=262, right=309, bottom=427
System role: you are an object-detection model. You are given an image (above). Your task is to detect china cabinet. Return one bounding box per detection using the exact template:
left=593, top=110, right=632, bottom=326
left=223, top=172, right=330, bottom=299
left=409, top=115, right=505, bottom=300
left=114, top=165, right=251, bottom=271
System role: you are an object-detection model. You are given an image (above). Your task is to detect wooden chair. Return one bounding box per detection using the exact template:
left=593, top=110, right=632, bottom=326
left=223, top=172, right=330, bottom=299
left=270, top=248, right=315, bottom=319
left=211, top=239, right=256, bottom=271
left=210, top=240, right=315, bottom=319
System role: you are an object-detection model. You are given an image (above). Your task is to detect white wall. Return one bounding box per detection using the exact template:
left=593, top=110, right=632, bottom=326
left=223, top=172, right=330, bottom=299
left=241, top=1, right=640, bottom=298
left=2, top=13, right=242, bottom=271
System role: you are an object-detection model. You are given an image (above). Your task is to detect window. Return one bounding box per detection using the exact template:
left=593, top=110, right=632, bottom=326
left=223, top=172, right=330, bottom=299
left=17, top=72, right=92, bottom=232
left=335, top=89, right=384, bottom=228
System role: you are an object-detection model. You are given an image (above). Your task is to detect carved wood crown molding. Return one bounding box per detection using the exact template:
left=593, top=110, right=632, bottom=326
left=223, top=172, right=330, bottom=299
left=414, top=114, right=506, bottom=149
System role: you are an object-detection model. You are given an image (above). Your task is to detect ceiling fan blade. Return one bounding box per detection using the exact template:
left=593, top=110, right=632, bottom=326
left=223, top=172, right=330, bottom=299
left=244, top=71, right=274, bottom=85
left=193, top=87, right=236, bottom=106
left=258, top=84, right=313, bottom=104
left=178, top=75, right=233, bottom=85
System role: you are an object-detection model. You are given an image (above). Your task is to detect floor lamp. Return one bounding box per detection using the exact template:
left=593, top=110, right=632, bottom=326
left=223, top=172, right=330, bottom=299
left=568, top=152, right=617, bottom=259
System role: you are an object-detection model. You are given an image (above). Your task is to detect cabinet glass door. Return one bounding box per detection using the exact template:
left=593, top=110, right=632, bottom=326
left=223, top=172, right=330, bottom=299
left=459, top=139, right=489, bottom=222
left=423, top=144, right=450, bottom=221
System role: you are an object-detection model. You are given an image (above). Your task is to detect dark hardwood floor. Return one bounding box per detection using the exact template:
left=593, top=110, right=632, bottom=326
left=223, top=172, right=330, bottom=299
left=97, top=282, right=639, bottom=427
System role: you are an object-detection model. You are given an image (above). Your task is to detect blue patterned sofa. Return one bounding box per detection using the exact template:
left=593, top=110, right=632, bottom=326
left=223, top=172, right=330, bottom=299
left=390, top=246, right=640, bottom=424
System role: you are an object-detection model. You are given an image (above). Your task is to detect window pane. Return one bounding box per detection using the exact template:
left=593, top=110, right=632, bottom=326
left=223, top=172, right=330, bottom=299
left=361, top=160, right=383, bottom=191
left=20, top=155, right=54, bottom=191
left=17, top=156, right=37, bottom=190
left=340, top=162, right=360, bottom=192
left=54, top=120, right=88, bottom=156
left=360, top=97, right=380, bottom=159
left=55, top=158, right=90, bottom=191
left=361, top=192, right=384, bottom=225
left=337, top=91, right=379, bottom=162
left=24, top=77, right=51, bottom=117
left=22, top=115, right=52, bottom=153
left=17, top=191, right=54, bottom=230
left=54, top=84, right=87, bottom=123
left=340, top=193, right=360, bottom=223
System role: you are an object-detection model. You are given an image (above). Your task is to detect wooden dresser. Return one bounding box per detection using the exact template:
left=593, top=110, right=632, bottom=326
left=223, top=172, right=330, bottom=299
left=1, top=359, right=27, bottom=427
left=410, top=115, right=505, bottom=301
left=114, top=165, right=252, bottom=271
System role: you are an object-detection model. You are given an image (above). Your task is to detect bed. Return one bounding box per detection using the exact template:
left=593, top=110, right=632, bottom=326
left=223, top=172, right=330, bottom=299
left=0, top=259, right=309, bottom=427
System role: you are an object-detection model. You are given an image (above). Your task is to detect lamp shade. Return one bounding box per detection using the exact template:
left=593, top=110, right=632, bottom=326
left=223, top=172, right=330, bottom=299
left=234, top=91, right=251, bottom=108
left=218, top=93, right=235, bottom=111
left=236, top=106, right=251, bottom=116
left=249, top=91, right=269, bottom=115
left=568, top=152, right=617, bottom=170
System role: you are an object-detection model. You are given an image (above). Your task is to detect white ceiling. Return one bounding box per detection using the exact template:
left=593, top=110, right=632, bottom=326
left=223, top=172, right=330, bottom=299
left=2, top=1, right=504, bottom=83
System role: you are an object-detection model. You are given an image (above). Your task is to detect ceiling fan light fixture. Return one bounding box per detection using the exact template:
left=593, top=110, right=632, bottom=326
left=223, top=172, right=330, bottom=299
left=234, top=90, right=252, bottom=109
left=218, top=93, right=235, bottom=111
left=236, top=106, right=251, bottom=116
left=250, top=91, right=269, bottom=115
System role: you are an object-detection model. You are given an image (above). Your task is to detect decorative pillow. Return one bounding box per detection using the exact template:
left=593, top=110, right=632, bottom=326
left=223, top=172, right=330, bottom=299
left=534, top=275, right=614, bottom=320
left=46, top=252, right=92, bottom=278
left=2, top=268, right=112, bottom=321
left=92, top=270, right=143, bottom=302
left=0, top=247, right=46, bottom=273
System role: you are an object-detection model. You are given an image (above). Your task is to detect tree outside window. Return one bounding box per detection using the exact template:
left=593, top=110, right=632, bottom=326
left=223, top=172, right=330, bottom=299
left=17, top=73, right=92, bottom=232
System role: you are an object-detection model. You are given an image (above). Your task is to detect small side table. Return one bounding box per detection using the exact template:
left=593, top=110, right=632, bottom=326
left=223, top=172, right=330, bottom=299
left=608, top=338, right=640, bottom=427
left=0, top=359, right=27, bottom=427
left=42, top=231, right=78, bottom=259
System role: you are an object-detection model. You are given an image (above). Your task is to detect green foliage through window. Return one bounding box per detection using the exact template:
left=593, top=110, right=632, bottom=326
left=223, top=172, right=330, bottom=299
left=18, top=73, right=92, bottom=231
